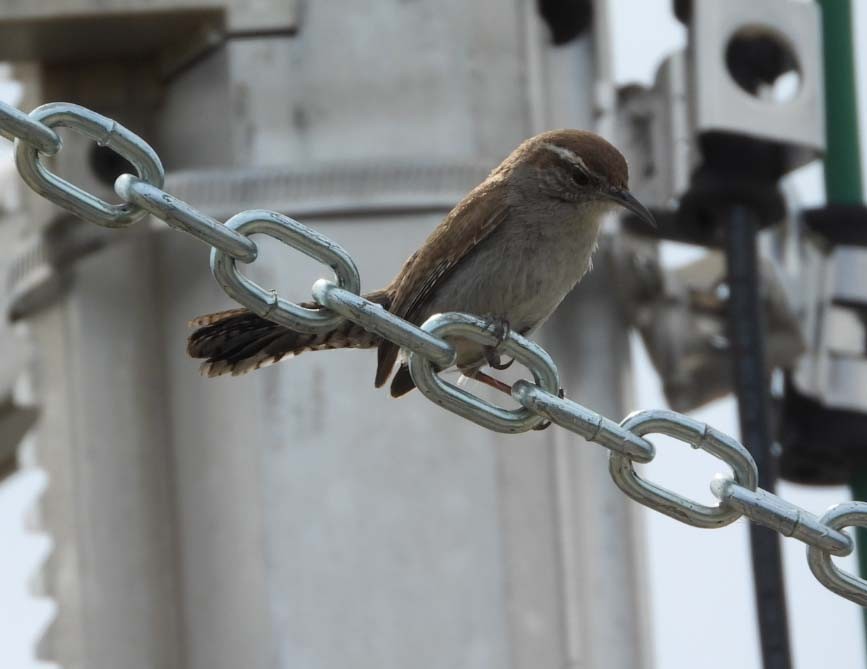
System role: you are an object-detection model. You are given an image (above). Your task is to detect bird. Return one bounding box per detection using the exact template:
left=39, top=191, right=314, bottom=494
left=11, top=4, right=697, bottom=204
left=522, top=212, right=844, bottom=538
left=187, top=129, right=655, bottom=397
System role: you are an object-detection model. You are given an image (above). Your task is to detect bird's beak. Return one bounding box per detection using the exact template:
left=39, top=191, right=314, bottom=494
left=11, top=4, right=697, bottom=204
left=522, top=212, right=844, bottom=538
left=606, top=189, right=656, bottom=228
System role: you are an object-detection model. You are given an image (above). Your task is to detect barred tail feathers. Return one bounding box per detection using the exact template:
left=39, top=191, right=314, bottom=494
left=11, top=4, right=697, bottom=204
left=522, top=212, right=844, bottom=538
left=187, top=290, right=391, bottom=377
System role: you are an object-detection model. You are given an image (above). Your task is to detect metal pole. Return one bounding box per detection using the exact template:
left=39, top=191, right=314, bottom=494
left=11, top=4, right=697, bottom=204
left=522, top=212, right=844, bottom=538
left=817, top=0, right=867, bottom=641
left=542, top=253, right=653, bottom=669
left=724, top=203, right=793, bottom=669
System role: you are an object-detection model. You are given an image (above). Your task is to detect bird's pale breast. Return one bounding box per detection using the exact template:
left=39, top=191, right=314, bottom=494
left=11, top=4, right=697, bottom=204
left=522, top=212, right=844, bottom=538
left=418, top=200, right=608, bottom=369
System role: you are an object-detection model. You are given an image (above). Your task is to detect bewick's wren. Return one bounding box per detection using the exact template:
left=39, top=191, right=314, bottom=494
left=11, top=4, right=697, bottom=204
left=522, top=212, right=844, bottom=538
left=188, top=129, right=654, bottom=396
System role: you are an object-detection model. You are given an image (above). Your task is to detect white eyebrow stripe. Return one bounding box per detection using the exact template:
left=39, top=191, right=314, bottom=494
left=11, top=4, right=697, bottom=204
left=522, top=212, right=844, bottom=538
left=541, top=142, right=591, bottom=173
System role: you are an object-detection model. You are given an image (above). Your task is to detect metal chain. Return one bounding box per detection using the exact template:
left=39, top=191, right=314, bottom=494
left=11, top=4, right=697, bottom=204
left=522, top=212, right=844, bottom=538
left=3, top=99, right=866, bottom=607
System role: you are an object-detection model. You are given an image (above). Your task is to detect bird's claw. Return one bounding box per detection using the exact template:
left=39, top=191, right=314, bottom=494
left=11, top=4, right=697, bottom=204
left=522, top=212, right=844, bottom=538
left=484, top=317, right=515, bottom=371
left=532, top=388, right=566, bottom=431
left=485, top=349, right=514, bottom=370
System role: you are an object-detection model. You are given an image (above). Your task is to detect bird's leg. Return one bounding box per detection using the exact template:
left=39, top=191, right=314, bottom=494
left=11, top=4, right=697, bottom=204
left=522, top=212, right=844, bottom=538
left=467, top=368, right=566, bottom=432
left=484, top=317, right=515, bottom=370
left=466, top=369, right=513, bottom=396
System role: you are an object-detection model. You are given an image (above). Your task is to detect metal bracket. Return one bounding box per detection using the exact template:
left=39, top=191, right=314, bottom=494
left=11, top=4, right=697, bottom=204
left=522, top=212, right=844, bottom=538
left=615, top=240, right=804, bottom=413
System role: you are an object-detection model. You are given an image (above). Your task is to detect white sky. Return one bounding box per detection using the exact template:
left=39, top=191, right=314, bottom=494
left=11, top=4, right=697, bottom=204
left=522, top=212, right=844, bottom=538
left=1, top=2, right=867, bottom=668
left=609, top=1, right=867, bottom=668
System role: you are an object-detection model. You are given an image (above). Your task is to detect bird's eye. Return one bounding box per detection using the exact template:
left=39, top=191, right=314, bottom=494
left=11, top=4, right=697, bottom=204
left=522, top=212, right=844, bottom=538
left=572, top=169, right=591, bottom=187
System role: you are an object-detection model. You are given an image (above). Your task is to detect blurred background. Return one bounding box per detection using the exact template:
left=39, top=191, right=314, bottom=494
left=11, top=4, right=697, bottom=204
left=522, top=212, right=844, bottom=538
left=1, top=0, right=866, bottom=668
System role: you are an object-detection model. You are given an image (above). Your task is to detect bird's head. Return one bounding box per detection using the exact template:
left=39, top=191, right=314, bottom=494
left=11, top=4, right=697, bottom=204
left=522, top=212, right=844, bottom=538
left=500, top=129, right=656, bottom=227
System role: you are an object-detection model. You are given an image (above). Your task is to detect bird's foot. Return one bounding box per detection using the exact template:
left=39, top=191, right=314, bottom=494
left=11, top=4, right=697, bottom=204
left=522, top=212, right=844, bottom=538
left=484, top=317, right=515, bottom=370
left=532, top=387, right=566, bottom=431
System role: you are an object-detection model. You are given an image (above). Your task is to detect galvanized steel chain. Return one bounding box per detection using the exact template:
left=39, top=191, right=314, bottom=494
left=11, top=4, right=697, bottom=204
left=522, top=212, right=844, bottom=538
left=3, top=99, right=866, bottom=607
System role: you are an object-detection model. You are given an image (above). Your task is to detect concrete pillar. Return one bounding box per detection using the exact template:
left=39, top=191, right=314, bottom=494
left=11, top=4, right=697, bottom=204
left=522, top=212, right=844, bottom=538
left=0, top=2, right=652, bottom=667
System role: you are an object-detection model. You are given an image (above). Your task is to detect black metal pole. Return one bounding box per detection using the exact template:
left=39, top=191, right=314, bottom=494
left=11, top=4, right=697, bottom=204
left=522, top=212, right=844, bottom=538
left=724, top=203, right=792, bottom=669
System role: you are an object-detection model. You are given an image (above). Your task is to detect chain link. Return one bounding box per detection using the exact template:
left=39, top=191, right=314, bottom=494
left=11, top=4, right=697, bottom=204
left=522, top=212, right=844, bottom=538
left=14, top=103, right=164, bottom=227
left=807, top=503, right=867, bottom=606
left=114, top=174, right=258, bottom=263
left=211, top=209, right=360, bottom=333
left=511, top=380, right=656, bottom=462
left=408, top=312, right=560, bottom=433
left=610, top=410, right=759, bottom=529
left=711, top=477, right=854, bottom=556
left=0, top=101, right=61, bottom=155
left=2, top=98, right=866, bottom=607
left=312, top=280, right=456, bottom=368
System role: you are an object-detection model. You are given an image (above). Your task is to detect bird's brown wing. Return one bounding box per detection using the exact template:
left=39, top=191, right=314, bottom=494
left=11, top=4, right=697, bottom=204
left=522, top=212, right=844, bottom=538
left=375, top=176, right=510, bottom=391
